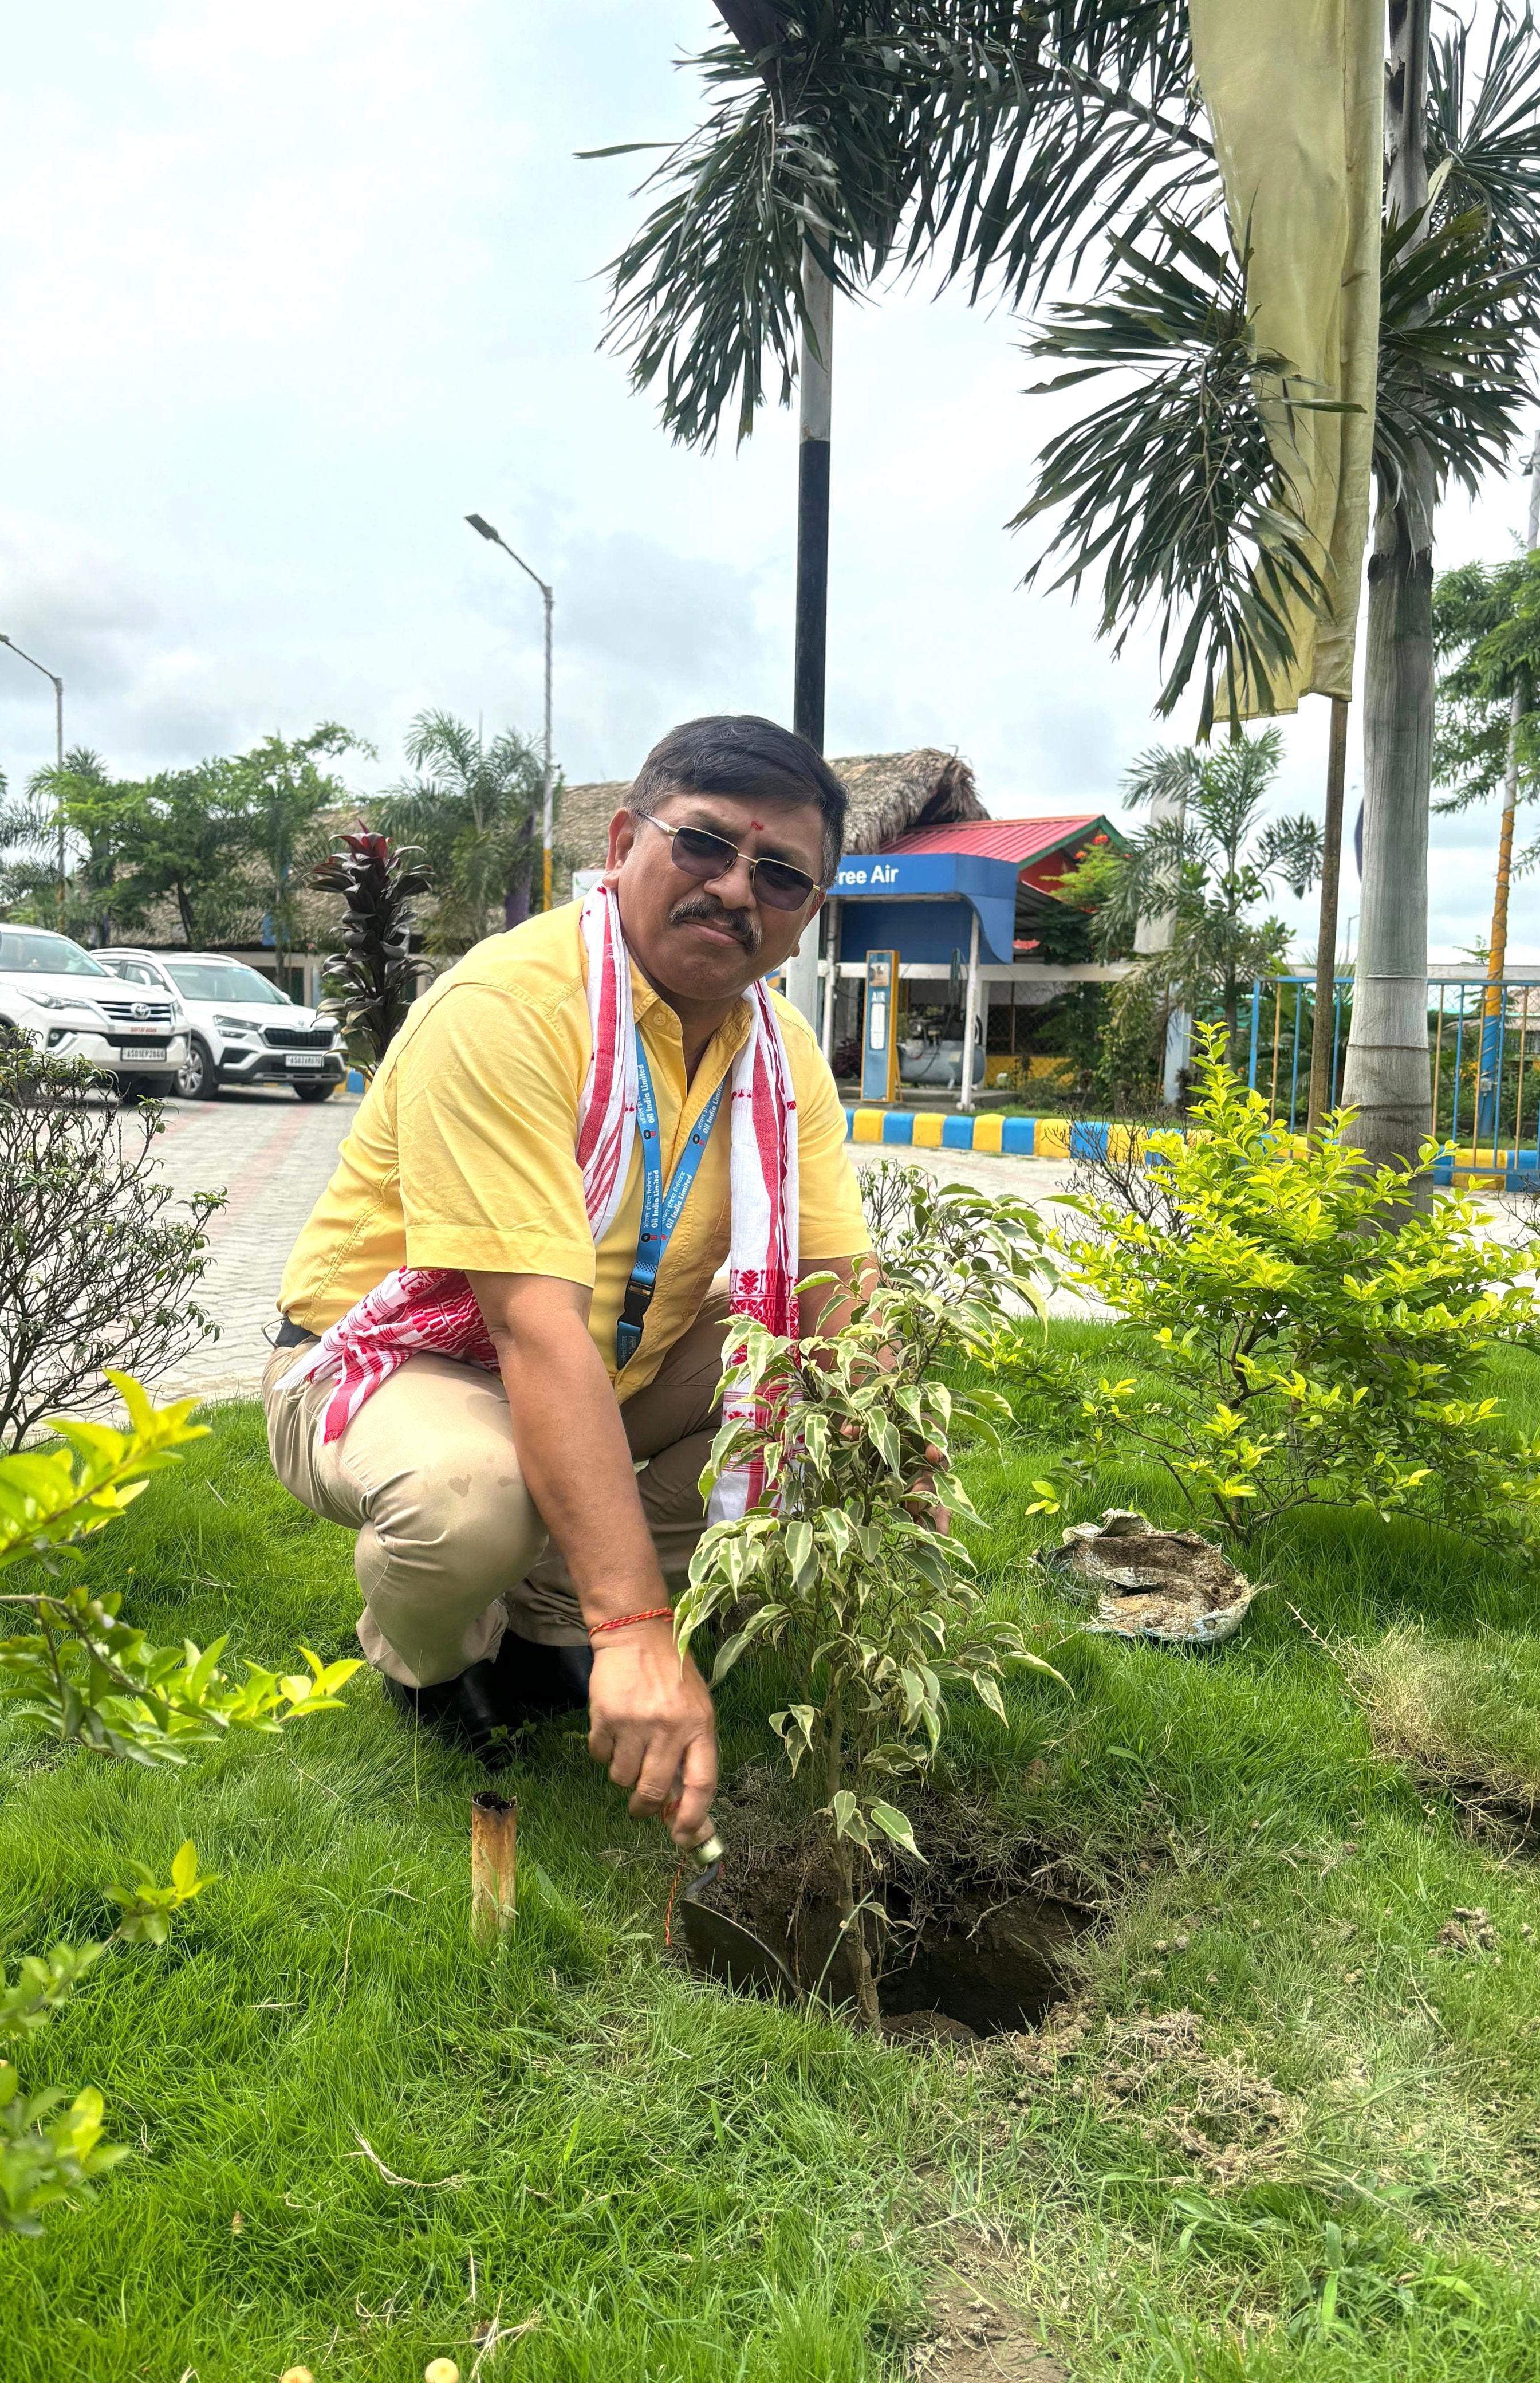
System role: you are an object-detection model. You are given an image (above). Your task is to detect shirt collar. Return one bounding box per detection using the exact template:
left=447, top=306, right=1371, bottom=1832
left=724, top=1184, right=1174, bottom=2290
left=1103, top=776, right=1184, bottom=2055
left=627, top=956, right=753, bottom=1072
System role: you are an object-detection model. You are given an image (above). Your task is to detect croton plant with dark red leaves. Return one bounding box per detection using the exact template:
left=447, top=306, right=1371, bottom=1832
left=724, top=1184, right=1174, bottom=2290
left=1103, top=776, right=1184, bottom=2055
left=312, top=830, right=430, bottom=1070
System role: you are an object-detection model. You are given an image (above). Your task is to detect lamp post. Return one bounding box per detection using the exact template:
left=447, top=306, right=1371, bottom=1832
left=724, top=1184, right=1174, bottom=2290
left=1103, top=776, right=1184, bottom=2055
left=465, top=513, right=554, bottom=913
left=0, top=634, right=65, bottom=925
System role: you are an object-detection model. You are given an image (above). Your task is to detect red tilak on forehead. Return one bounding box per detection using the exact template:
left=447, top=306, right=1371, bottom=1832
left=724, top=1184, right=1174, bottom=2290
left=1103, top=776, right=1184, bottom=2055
left=749, top=818, right=765, bottom=830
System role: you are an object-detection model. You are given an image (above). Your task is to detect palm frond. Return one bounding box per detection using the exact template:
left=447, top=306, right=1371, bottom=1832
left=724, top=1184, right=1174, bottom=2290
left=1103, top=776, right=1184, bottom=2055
left=929, top=11, right=1214, bottom=307
left=1428, top=2, right=1540, bottom=275
left=593, top=2, right=1213, bottom=449
left=1374, top=203, right=1538, bottom=513
left=1254, top=811, right=1322, bottom=899
left=1121, top=741, right=1204, bottom=810
left=1013, top=221, right=1335, bottom=738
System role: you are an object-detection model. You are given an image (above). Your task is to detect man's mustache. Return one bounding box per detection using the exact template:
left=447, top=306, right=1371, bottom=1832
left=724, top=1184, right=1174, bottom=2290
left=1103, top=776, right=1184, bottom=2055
left=669, top=892, right=760, bottom=953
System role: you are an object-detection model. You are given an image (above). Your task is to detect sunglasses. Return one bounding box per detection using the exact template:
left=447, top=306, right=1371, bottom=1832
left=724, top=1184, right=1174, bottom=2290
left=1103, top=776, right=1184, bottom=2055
left=637, top=813, right=821, bottom=912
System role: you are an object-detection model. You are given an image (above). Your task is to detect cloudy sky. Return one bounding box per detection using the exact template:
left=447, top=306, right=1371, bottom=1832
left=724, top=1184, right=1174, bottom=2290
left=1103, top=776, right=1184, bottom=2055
left=2, top=1, right=1534, bottom=960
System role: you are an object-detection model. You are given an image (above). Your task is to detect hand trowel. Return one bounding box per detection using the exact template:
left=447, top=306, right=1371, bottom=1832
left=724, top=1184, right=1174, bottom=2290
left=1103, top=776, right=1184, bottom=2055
left=674, top=1827, right=801, bottom=2003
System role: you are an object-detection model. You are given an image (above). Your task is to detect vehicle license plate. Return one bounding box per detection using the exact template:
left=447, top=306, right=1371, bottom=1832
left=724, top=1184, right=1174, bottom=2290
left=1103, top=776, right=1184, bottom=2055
left=287, top=1053, right=325, bottom=1069
left=131, top=1045, right=167, bottom=1061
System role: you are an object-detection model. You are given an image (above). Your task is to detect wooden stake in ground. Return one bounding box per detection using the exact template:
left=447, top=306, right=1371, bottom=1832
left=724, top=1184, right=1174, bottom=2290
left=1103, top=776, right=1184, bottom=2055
left=1308, top=695, right=1351, bottom=1136
left=470, top=1791, right=518, bottom=1946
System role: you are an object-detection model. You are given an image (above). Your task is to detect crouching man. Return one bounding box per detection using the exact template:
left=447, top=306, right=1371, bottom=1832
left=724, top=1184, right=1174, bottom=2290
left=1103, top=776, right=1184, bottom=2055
left=262, top=715, right=869, bottom=1845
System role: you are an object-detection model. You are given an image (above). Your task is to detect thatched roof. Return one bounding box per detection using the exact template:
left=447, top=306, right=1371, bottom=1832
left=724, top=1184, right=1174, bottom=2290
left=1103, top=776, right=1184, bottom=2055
left=554, top=748, right=986, bottom=892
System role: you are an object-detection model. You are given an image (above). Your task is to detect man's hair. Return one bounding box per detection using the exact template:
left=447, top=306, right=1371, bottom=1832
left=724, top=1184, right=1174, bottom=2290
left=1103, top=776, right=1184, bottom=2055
left=629, top=715, right=848, bottom=886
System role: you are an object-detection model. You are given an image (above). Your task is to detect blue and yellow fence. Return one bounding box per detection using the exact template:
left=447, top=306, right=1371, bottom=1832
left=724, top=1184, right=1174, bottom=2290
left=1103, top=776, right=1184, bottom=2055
left=1243, top=972, right=1540, bottom=1190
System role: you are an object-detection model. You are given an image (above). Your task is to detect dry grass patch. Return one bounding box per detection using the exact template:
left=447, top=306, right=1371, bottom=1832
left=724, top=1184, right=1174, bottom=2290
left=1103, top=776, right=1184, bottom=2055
left=1341, top=1622, right=1540, bottom=1843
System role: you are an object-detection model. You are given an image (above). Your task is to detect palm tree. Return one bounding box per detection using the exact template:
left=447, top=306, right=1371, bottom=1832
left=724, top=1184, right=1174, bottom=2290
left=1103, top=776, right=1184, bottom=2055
left=1018, top=4, right=1540, bottom=1170
left=593, top=7, right=1210, bottom=451
left=374, top=711, right=547, bottom=955
left=1078, top=728, right=1320, bottom=1056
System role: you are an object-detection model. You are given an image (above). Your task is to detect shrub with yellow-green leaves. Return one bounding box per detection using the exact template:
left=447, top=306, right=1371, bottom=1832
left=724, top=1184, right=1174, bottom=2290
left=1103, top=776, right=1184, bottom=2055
left=1026, top=1029, right=1540, bottom=1546
left=0, top=1376, right=360, bottom=2232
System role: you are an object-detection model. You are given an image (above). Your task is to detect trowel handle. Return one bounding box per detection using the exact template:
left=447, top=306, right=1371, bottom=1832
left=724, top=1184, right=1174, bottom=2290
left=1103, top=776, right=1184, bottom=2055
left=663, top=1795, right=724, bottom=1867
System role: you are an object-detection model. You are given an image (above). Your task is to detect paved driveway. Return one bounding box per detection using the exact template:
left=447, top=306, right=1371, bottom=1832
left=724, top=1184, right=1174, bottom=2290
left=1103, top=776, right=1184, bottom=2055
left=143, top=1090, right=1081, bottom=1407
left=147, top=1086, right=364, bottom=1406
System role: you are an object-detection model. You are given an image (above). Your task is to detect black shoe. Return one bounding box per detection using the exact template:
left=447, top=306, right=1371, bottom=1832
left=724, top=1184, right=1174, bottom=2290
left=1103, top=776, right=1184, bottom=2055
left=381, top=1657, right=517, bottom=1769
left=493, top=1627, right=593, bottom=1722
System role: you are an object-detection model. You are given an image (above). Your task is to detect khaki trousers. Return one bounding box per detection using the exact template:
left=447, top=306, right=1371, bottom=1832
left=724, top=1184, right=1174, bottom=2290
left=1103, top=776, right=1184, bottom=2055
left=261, top=1297, right=731, bottom=1689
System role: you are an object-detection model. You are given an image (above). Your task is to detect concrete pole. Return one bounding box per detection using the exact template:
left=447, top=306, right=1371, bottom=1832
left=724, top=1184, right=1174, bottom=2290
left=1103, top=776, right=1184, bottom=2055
left=1134, top=772, right=1190, bottom=1105
left=783, top=915, right=821, bottom=1026
left=959, top=910, right=981, bottom=1111
left=820, top=897, right=841, bottom=1067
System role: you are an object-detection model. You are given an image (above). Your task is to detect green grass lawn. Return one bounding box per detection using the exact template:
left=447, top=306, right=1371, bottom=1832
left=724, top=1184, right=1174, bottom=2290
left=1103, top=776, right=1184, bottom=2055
left=4, top=1335, right=1540, bottom=2381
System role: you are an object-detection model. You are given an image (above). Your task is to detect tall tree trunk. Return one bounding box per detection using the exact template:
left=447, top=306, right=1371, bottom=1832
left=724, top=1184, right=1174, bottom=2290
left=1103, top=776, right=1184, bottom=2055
left=1475, top=434, right=1540, bottom=1141
left=1341, top=0, right=1433, bottom=1172
left=1223, top=973, right=1240, bottom=1061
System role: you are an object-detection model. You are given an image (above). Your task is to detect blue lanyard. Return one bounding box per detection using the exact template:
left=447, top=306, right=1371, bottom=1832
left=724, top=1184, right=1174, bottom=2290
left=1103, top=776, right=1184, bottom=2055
left=616, top=1031, right=724, bottom=1370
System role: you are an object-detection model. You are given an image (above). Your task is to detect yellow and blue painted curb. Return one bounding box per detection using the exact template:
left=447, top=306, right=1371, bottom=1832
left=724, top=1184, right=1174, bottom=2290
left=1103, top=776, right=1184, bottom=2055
left=840, top=1108, right=1540, bottom=1192
left=841, top=1111, right=1150, bottom=1161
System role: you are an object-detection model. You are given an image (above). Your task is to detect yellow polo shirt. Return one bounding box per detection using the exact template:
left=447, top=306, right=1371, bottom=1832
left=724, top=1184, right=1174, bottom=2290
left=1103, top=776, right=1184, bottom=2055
left=278, top=904, right=868, bottom=1401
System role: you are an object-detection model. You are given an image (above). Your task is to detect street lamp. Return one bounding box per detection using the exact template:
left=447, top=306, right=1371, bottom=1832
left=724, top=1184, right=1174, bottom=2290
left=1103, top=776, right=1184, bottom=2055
left=0, top=634, right=65, bottom=925
left=465, top=513, right=555, bottom=913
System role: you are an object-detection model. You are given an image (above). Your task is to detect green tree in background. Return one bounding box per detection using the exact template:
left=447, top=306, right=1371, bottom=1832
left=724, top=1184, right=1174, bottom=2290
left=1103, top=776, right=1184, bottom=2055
left=0, top=728, right=367, bottom=954
left=219, top=723, right=371, bottom=978
left=373, top=710, right=548, bottom=955
left=1062, top=727, right=1320, bottom=1055
left=109, top=764, right=261, bottom=948
left=594, top=7, right=1210, bottom=447
left=0, top=751, right=151, bottom=945
left=1433, top=546, right=1540, bottom=853
left=600, top=7, right=1540, bottom=1173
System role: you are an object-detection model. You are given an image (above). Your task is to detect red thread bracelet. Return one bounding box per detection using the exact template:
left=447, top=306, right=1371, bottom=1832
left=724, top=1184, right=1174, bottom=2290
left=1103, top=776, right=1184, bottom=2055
left=588, top=1606, right=675, bottom=1639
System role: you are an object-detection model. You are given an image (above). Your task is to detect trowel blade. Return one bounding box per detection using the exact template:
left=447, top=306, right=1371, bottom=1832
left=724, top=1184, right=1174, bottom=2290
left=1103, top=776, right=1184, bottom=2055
left=676, top=1861, right=801, bottom=2002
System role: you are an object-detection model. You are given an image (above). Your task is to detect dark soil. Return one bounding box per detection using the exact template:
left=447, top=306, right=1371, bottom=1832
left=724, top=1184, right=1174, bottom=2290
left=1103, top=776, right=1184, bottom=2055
left=1440, top=1772, right=1540, bottom=1854
left=909, top=2282, right=1067, bottom=2381
left=678, top=1812, right=1094, bottom=2036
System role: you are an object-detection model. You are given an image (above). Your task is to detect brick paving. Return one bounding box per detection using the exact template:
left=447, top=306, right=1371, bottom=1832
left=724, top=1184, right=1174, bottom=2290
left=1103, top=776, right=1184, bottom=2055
left=142, top=1090, right=1081, bottom=1408
left=148, top=1085, right=363, bottom=1407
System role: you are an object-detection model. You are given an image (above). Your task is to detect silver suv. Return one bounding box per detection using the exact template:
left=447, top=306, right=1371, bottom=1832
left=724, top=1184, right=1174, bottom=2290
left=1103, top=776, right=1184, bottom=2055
left=0, top=923, right=188, bottom=1095
left=97, top=949, right=345, bottom=1101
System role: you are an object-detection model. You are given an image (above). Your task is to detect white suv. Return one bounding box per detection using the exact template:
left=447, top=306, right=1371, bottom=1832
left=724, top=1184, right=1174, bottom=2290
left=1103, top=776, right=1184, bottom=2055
left=97, top=949, right=346, bottom=1102
left=0, top=922, right=188, bottom=1095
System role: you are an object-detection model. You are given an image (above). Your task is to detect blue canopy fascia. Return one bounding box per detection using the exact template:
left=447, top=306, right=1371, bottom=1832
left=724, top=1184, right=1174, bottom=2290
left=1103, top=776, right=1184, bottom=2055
left=829, top=851, right=1019, bottom=966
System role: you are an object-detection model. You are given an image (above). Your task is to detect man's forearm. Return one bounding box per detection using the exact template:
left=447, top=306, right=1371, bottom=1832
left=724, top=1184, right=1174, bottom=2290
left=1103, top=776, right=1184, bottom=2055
left=468, top=1269, right=719, bottom=1843
left=468, top=1278, right=665, bottom=1626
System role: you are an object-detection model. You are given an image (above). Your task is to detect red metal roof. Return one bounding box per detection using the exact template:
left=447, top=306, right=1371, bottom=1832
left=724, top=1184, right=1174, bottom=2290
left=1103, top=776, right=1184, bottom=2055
left=881, top=813, right=1112, bottom=864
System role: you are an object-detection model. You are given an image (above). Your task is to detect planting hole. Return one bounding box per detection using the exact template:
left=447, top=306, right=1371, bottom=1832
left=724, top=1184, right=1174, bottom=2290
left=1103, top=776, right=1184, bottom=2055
left=683, top=1846, right=1093, bottom=2038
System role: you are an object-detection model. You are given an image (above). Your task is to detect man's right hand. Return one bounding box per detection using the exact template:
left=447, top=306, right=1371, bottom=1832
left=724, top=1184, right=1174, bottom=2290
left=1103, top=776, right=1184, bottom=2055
left=586, top=1621, right=718, bottom=1847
